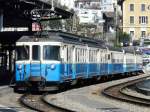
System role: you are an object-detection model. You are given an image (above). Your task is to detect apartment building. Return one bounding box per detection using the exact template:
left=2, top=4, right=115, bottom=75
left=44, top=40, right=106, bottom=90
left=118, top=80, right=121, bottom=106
left=123, top=0, right=150, bottom=41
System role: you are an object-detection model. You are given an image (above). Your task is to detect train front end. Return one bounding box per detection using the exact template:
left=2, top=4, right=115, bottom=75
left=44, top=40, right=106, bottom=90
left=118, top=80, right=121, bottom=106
left=15, top=41, right=62, bottom=91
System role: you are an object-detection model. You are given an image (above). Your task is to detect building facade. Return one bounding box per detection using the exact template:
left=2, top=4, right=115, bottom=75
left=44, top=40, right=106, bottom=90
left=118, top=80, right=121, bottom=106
left=74, top=0, right=104, bottom=24
left=100, top=0, right=117, bottom=12
left=123, top=0, right=150, bottom=41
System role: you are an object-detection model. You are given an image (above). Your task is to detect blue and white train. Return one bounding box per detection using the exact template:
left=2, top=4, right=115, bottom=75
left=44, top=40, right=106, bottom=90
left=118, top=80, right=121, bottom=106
left=14, top=31, right=143, bottom=91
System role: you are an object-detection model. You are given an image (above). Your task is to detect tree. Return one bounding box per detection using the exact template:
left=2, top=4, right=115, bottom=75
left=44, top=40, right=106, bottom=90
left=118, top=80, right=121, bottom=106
left=115, top=30, right=130, bottom=47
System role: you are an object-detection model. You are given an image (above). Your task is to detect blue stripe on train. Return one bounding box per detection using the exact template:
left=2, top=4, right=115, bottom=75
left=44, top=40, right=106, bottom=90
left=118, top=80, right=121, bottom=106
left=16, top=64, right=61, bottom=81
left=124, top=64, right=137, bottom=72
left=16, top=63, right=141, bottom=83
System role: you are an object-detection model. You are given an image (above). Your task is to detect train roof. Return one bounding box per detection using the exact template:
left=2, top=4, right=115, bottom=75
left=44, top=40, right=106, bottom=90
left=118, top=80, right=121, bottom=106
left=17, top=31, right=140, bottom=54
left=17, top=31, right=106, bottom=48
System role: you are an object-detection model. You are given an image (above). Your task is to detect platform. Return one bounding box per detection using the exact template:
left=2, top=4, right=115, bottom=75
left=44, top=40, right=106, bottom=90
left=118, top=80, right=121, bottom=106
left=44, top=74, right=150, bottom=112
left=45, top=88, right=128, bottom=112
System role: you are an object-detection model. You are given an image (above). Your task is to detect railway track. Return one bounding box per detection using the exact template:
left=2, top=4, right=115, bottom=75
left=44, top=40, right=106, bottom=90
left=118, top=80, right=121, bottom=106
left=102, top=76, right=150, bottom=106
left=20, top=93, right=74, bottom=112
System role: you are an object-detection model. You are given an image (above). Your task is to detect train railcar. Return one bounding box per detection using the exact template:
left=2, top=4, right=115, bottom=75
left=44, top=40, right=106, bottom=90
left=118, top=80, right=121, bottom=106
left=14, top=31, right=143, bottom=91
left=106, top=47, right=124, bottom=75
left=123, top=48, right=143, bottom=74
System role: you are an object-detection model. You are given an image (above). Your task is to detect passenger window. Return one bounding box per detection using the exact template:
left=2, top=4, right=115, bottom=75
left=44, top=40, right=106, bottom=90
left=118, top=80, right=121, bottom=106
left=43, top=45, right=60, bottom=61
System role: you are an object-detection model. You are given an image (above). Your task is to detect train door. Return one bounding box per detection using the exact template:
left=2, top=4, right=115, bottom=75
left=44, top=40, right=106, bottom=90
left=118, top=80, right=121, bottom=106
left=107, top=51, right=112, bottom=75
left=67, top=45, right=74, bottom=79
left=95, top=49, right=99, bottom=76
left=99, top=49, right=102, bottom=75
left=75, top=47, right=81, bottom=78
left=62, top=45, right=68, bottom=79
left=86, top=46, right=89, bottom=78
left=83, top=48, right=87, bottom=78
left=105, top=49, right=109, bottom=75
left=62, top=45, right=73, bottom=80
left=30, top=45, right=42, bottom=79
left=89, top=48, right=95, bottom=77
left=100, top=49, right=104, bottom=75
left=97, top=49, right=101, bottom=75
left=101, top=49, right=108, bottom=75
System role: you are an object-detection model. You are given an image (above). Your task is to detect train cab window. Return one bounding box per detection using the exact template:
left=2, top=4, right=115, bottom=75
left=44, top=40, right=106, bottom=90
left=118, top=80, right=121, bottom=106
left=43, top=45, right=60, bottom=60
left=32, top=45, right=40, bottom=60
left=16, top=46, right=29, bottom=60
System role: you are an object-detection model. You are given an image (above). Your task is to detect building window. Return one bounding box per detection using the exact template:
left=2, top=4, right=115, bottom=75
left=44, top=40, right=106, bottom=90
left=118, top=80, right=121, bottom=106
left=141, top=31, right=146, bottom=37
left=141, top=4, right=145, bottom=11
left=130, top=16, right=134, bottom=24
left=130, top=4, right=134, bottom=11
left=130, top=31, right=134, bottom=37
left=130, top=31, right=134, bottom=40
left=139, top=16, right=148, bottom=24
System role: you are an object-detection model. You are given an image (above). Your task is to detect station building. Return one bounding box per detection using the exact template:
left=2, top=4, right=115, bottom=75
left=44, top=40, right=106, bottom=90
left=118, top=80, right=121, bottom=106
left=123, top=0, right=150, bottom=41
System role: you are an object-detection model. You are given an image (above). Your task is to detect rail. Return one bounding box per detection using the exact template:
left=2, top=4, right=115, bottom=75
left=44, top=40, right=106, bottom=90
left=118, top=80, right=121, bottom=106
left=20, top=92, right=75, bottom=112
left=102, top=76, right=150, bottom=106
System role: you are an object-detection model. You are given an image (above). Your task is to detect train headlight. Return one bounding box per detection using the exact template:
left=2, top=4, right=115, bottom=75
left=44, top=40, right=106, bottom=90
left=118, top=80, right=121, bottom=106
left=18, top=64, right=22, bottom=70
left=50, top=64, right=56, bottom=70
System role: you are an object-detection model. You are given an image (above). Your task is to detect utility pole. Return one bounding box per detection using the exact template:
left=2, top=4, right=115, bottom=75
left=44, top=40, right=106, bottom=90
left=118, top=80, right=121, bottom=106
left=114, top=2, right=118, bottom=46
